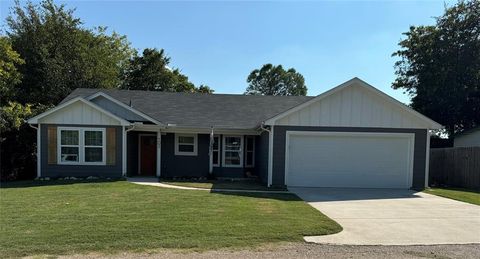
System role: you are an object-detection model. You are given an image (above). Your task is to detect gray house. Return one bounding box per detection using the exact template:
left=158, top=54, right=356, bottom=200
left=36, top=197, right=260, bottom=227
left=28, top=78, right=442, bottom=189
left=454, top=127, right=480, bottom=147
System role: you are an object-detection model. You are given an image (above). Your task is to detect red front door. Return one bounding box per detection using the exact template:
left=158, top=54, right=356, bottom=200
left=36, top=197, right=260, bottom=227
left=139, top=135, right=156, bottom=176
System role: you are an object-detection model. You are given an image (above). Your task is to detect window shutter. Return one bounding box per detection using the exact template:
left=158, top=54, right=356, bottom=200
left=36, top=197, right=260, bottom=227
left=47, top=126, right=57, bottom=164
left=106, top=128, right=116, bottom=165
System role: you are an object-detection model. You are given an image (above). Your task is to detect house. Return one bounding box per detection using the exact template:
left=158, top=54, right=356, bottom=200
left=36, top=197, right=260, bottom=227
left=454, top=127, right=480, bottom=147
left=27, top=78, right=442, bottom=189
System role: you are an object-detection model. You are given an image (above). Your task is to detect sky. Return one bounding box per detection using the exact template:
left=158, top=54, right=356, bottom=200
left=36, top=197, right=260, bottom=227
left=0, top=0, right=455, bottom=104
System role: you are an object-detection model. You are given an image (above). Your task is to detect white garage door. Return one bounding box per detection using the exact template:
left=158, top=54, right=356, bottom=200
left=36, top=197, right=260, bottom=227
left=285, top=132, right=414, bottom=189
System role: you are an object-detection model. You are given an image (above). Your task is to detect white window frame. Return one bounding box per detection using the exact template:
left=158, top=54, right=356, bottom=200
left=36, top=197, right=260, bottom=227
left=57, top=127, right=106, bottom=165
left=175, top=134, right=198, bottom=156
left=245, top=136, right=255, bottom=168
left=222, top=135, right=243, bottom=168
left=212, top=135, right=220, bottom=167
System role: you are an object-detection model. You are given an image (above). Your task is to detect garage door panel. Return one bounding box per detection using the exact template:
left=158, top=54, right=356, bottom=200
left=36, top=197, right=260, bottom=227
left=286, top=132, right=413, bottom=188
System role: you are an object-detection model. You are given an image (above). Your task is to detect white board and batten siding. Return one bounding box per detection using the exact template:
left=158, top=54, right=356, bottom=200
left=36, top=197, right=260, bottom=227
left=38, top=100, right=122, bottom=125
left=275, top=82, right=434, bottom=129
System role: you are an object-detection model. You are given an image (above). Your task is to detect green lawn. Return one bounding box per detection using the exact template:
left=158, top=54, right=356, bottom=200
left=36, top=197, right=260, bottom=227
left=0, top=180, right=341, bottom=257
left=161, top=179, right=285, bottom=191
left=424, top=187, right=480, bottom=206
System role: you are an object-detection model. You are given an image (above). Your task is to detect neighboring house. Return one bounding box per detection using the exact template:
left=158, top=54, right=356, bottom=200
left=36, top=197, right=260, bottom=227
left=454, top=127, right=480, bottom=147
left=28, top=78, right=442, bottom=189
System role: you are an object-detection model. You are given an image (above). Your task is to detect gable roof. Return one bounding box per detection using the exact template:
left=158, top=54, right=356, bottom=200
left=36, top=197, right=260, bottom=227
left=41, top=77, right=442, bottom=130
left=264, top=77, right=443, bottom=129
left=27, top=97, right=131, bottom=126
left=61, top=89, right=313, bottom=129
left=86, top=92, right=164, bottom=126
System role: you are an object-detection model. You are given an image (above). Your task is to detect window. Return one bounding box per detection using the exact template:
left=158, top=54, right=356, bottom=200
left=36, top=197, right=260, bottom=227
left=245, top=136, right=255, bottom=167
left=175, top=134, right=197, bottom=156
left=222, top=135, right=243, bottom=167
left=212, top=136, right=220, bottom=167
left=58, top=127, right=105, bottom=165
left=60, top=129, right=79, bottom=163
left=84, top=130, right=104, bottom=162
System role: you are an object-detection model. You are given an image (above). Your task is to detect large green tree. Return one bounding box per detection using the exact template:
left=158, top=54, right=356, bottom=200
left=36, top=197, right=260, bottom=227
left=392, top=0, right=480, bottom=137
left=121, top=48, right=213, bottom=93
left=0, top=36, right=24, bottom=105
left=1, top=0, right=134, bottom=180
left=245, top=64, right=307, bottom=96
left=5, top=0, right=134, bottom=106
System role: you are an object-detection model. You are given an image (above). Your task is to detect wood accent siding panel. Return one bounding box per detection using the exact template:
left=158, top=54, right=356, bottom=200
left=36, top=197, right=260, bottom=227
left=106, top=127, right=116, bottom=165
left=276, top=84, right=429, bottom=129
left=47, top=126, right=57, bottom=164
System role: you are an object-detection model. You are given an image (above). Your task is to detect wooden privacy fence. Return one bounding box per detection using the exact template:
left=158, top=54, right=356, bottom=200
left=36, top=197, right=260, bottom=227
left=429, top=147, right=480, bottom=190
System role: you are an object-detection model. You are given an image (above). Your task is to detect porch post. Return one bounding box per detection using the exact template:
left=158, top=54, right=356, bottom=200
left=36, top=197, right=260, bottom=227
left=156, top=130, right=161, bottom=177
left=209, top=127, right=214, bottom=174
left=37, top=123, right=41, bottom=178
left=122, top=126, right=127, bottom=176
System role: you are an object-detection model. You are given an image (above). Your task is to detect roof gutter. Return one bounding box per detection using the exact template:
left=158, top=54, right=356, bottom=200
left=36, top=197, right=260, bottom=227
left=163, top=124, right=261, bottom=135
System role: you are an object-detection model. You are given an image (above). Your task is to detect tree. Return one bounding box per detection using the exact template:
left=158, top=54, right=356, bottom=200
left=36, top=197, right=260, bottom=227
left=6, top=0, right=134, bottom=106
left=0, top=102, right=32, bottom=134
left=0, top=101, right=50, bottom=181
left=1, top=0, right=134, bottom=180
left=0, top=36, right=24, bottom=105
left=121, top=48, right=213, bottom=93
left=392, top=0, right=480, bottom=137
left=245, top=64, right=307, bottom=96
left=196, top=84, right=214, bottom=94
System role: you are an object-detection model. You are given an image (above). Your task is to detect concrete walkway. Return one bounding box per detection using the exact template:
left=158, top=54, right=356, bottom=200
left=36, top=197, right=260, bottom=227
left=290, top=187, right=480, bottom=246
left=127, top=177, right=289, bottom=194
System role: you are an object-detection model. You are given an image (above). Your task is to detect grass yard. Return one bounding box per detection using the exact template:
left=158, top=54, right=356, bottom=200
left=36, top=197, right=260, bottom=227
left=0, top=180, right=341, bottom=257
left=424, top=187, right=480, bottom=206
left=161, top=179, right=285, bottom=191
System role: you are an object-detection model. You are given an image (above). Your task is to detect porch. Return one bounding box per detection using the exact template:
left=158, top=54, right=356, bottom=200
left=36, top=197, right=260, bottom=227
left=125, top=130, right=268, bottom=182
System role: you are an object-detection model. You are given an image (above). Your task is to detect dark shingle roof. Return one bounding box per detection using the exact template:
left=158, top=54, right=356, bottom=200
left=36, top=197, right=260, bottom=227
left=62, top=88, right=314, bottom=129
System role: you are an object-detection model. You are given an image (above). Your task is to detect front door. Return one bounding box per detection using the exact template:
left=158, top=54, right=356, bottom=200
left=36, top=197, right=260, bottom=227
left=139, top=135, right=156, bottom=176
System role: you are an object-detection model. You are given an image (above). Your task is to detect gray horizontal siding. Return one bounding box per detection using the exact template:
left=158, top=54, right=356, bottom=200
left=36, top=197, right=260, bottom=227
left=161, top=133, right=210, bottom=177
left=272, top=126, right=427, bottom=189
left=126, top=132, right=261, bottom=178
left=40, top=124, right=123, bottom=178
left=161, top=133, right=254, bottom=178
left=255, top=131, right=269, bottom=183
left=126, top=131, right=140, bottom=176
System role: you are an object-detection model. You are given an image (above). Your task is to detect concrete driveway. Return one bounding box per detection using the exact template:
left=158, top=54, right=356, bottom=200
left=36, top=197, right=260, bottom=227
left=290, top=187, right=480, bottom=245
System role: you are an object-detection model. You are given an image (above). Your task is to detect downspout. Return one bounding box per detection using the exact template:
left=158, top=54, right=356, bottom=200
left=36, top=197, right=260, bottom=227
left=260, top=122, right=273, bottom=187
left=28, top=123, right=41, bottom=178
